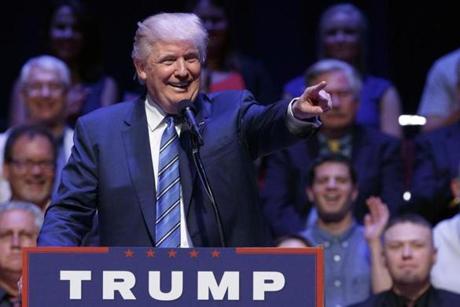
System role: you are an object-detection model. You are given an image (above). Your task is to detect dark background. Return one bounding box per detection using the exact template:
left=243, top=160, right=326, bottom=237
left=1, top=0, right=459, bottom=131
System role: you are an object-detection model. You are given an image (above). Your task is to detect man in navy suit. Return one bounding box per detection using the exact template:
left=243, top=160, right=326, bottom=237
left=37, top=13, right=332, bottom=247
left=262, top=59, right=403, bottom=238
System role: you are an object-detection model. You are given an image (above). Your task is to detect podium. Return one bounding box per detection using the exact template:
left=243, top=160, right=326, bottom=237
left=22, top=247, right=324, bottom=306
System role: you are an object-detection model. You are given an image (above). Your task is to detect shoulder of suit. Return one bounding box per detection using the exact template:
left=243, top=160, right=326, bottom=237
left=80, top=100, right=136, bottom=122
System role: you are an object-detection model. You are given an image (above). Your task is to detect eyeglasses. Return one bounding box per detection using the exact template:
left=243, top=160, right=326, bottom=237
left=8, top=159, right=55, bottom=173
left=329, top=89, right=355, bottom=100
left=25, top=82, right=66, bottom=95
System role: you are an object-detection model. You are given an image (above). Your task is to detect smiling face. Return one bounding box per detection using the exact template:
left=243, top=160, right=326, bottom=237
left=3, top=135, right=55, bottom=209
left=307, top=161, right=357, bottom=223
left=134, top=40, right=201, bottom=114
left=21, top=66, right=67, bottom=126
left=383, top=222, right=436, bottom=287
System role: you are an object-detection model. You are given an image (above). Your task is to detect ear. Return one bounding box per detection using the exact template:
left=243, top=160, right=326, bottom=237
left=450, top=178, right=460, bottom=198
left=432, top=246, right=438, bottom=267
left=2, top=163, right=10, bottom=180
left=133, top=59, right=148, bottom=81
left=306, top=187, right=314, bottom=202
left=351, top=185, right=359, bottom=202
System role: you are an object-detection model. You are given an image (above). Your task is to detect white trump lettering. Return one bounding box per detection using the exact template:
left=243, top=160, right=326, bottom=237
left=103, top=271, right=136, bottom=300
left=60, top=270, right=92, bottom=300
left=59, top=270, right=286, bottom=301
left=148, top=271, right=183, bottom=301
left=253, top=271, right=285, bottom=300
left=197, top=271, right=239, bottom=300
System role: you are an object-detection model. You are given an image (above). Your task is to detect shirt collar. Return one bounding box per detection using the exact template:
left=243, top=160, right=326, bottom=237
left=145, top=95, right=168, bottom=132
left=312, top=220, right=358, bottom=243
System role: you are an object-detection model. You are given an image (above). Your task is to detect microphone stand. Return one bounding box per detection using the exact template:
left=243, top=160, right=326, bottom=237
left=185, top=114, right=226, bottom=248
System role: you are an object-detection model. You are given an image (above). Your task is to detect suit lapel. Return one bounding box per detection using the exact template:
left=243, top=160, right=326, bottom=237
left=121, top=98, right=156, bottom=243
left=180, top=93, right=212, bottom=218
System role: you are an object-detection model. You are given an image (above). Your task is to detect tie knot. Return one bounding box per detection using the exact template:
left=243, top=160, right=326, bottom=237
left=165, top=116, right=175, bottom=127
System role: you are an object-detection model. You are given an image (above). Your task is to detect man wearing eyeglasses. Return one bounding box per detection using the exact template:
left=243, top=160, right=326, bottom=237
left=2, top=125, right=56, bottom=211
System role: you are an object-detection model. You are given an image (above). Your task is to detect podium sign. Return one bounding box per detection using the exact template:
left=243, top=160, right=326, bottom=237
left=22, top=247, right=323, bottom=306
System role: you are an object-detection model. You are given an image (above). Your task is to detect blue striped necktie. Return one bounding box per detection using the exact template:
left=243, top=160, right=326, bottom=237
left=155, top=116, right=181, bottom=247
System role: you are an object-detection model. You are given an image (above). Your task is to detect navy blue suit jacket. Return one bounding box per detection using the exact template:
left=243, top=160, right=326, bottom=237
left=38, top=91, right=318, bottom=247
left=409, top=121, right=460, bottom=224
left=261, top=125, right=403, bottom=237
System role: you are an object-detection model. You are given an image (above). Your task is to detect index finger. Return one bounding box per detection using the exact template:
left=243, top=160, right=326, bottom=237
left=308, top=81, right=327, bottom=96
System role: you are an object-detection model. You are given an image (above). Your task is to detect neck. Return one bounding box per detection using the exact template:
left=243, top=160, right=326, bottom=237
left=393, top=280, right=431, bottom=304
left=321, top=126, right=352, bottom=139
left=41, top=121, right=65, bottom=138
left=0, top=273, right=20, bottom=297
left=317, top=213, right=353, bottom=236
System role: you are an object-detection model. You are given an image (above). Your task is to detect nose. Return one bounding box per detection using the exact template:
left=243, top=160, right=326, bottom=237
left=30, top=163, right=44, bottom=175
left=38, top=84, right=52, bottom=97
left=326, top=178, right=337, bottom=188
left=10, top=233, right=21, bottom=248
left=331, top=94, right=341, bottom=108
left=402, top=244, right=413, bottom=259
left=174, top=59, right=188, bottom=79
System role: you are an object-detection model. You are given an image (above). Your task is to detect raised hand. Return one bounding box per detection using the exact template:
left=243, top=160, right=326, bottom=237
left=292, top=81, right=332, bottom=119
left=364, top=196, right=390, bottom=242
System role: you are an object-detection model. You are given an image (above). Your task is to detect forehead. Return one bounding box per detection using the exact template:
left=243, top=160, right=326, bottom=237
left=151, top=40, right=199, bottom=57
left=323, top=11, right=361, bottom=29
left=384, top=222, right=432, bottom=243
left=0, top=209, right=36, bottom=231
left=52, top=5, right=76, bottom=23
left=26, top=67, right=61, bottom=83
left=314, top=161, right=351, bottom=178
left=11, top=135, right=54, bottom=157
left=313, top=70, right=351, bottom=89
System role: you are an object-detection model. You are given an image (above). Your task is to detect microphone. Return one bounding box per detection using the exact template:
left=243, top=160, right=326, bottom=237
left=179, top=100, right=204, bottom=146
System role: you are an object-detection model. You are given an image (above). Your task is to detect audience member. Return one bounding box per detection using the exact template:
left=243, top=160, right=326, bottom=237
left=0, top=55, right=73, bottom=203
left=409, top=119, right=460, bottom=224
left=191, top=0, right=278, bottom=103
left=9, top=0, right=119, bottom=127
left=0, top=201, right=43, bottom=307
left=262, top=59, right=403, bottom=237
left=2, top=125, right=56, bottom=210
left=430, top=171, right=460, bottom=294
left=283, top=3, right=402, bottom=137
left=299, top=154, right=390, bottom=307
left=417, top=48, right=460, bottom=132
left=350, top=214, right=460, bottom=306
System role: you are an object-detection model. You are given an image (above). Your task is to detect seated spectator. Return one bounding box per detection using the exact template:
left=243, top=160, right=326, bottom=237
left=2, top=125, right=56, bottom=210
left=0, top=201, right=43, bottom=306
left=191, top=0, right=278, bottom=104
left=9, top=0, right=119, bottom=127
left=350, top=214, right=460, bottom=306
left=262, top=59, right=403, bottom=237
left=298, top=154, right=390, bottom=307
left=283, top=3, right=402, bottom=137
left=417, top=49, right=460, bottom=132
left=430, top=172, right=460, bottom=294
left=409, top=119, right=460, bottom=224
left=0, top=55, right=73, bottom=203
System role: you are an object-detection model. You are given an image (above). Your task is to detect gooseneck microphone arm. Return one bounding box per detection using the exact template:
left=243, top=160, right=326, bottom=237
left=179, top=100, right=226, bottom=247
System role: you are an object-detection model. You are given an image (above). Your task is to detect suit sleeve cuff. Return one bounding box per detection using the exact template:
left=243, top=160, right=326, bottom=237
left=286, top=98, right=322, bottom=130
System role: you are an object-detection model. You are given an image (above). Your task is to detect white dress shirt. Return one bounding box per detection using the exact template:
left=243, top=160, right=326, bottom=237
left=145, top=96, right=193, bottom=247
